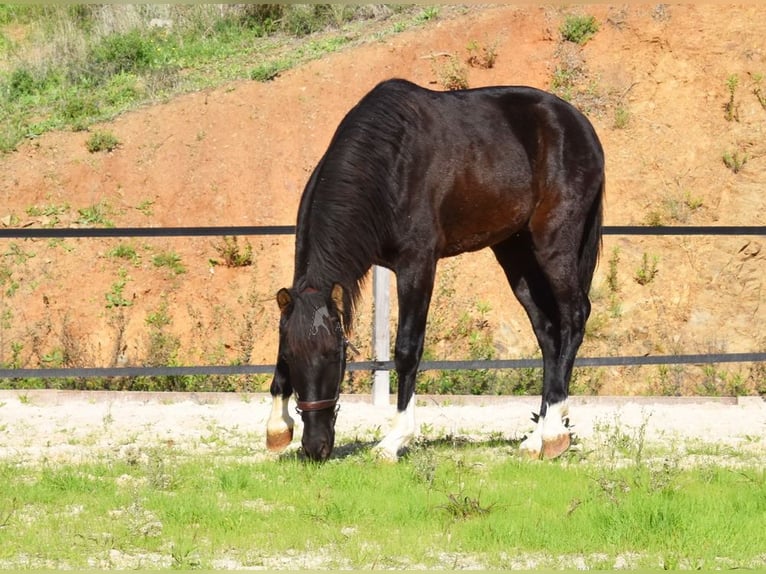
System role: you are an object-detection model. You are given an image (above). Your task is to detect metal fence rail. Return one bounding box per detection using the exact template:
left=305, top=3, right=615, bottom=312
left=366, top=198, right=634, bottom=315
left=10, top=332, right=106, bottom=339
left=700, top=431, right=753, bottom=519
left=1, top=225, right=764, bottom=239
left=0, top=224, right=763, bottom=381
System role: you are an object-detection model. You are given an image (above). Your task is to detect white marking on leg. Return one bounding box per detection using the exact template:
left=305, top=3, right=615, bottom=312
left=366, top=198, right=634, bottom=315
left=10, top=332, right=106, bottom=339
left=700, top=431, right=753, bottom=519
left=374, top=395, right=416, bottom=461
left=519, top=418, right=543, bottom=458
left=266, top=395, right=295, bottom=450
left=542, top=400, right=569, bottom=442
left=519, top=400, right=570, bottom=459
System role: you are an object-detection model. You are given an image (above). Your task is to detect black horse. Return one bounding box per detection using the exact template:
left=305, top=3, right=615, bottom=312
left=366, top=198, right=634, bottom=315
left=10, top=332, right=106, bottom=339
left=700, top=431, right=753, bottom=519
left=266, top=78, right=604, bottom=462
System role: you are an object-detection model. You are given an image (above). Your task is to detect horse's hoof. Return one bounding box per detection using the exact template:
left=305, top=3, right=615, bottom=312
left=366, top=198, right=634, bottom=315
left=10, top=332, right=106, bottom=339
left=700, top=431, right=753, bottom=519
left=371, top=445, right=399, bottom=463
left=542, top=433, right=571, bottom=459
left=519, top=431, right=543, bottom=460
left=520, top=447, right=541, bottom=460
left=266, top=427, right=293, bottom=451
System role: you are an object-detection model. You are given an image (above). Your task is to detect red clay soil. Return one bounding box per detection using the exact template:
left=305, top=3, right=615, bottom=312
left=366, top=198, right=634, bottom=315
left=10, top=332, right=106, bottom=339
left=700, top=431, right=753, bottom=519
left=0, top=5, right=764, bottom=395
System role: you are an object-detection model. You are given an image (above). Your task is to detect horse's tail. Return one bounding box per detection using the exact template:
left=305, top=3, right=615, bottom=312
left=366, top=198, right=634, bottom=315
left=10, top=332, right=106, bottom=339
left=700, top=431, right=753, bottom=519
left=578, top=172, right=605, bottom=296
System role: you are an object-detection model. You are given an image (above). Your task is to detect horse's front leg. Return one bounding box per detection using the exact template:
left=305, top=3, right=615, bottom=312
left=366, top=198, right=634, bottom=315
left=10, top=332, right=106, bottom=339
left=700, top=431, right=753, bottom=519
left=374, top=261, right=436, bottom=461
left=266, top=359, right=295, bottom=451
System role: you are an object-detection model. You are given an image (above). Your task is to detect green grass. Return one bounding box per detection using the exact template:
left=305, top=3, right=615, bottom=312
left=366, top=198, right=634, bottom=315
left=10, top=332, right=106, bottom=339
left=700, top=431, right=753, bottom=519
left=0, top=5, right=433, bottom=153
left=1, top=439, right=764, bottom=569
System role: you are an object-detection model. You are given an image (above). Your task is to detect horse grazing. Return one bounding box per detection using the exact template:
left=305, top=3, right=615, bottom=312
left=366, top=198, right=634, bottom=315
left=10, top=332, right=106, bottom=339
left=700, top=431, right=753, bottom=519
left=266, top=78, right=604, bottom=462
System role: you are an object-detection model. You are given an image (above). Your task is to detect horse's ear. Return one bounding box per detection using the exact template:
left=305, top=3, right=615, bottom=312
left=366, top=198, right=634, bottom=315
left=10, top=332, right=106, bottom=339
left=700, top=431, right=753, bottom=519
left=330, top=283, right=345, bottom=317
left=276, top=288, right=292, bottom=314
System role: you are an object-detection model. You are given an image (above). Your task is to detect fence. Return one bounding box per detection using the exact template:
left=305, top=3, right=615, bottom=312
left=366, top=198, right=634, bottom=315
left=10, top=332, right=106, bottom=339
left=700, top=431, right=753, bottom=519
left=0, top=225, right=764, bottom=400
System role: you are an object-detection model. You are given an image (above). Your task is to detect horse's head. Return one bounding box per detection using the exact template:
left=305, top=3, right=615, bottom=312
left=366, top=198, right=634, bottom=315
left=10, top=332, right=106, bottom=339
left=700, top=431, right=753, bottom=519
left=276, top=283, right=348, bottom=462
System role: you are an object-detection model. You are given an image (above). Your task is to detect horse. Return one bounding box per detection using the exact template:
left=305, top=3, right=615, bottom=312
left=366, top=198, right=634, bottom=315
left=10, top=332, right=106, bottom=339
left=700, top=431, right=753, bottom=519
left=266, top=78, right=604, bottom=462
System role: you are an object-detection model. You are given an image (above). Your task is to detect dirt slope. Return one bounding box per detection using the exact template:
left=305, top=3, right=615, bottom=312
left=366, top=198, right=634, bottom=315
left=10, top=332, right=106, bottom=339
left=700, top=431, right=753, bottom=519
left=0, top=5, right=764, bottom=395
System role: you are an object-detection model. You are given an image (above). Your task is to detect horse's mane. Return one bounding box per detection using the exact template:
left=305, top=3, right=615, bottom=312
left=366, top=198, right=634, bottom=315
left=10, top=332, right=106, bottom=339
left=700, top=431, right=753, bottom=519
left=293, top=79, right=422, bottom=329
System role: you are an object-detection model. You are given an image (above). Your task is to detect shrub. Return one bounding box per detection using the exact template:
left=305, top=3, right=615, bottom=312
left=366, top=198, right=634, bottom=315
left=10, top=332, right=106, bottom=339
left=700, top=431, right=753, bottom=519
left=212, top=236, right=253, bottom=267
left=89, top=29, right=155, bottom=77
left=153, top=251, right=186, bottom=275
left=85, top=130, right=120, bottom=153
left=560, top=14, right=599, bottom=45
left=435, top=54, right=469, bottom=91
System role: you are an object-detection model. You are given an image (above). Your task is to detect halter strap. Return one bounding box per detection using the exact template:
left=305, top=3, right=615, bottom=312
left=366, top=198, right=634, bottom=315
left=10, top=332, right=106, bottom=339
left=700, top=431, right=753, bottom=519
left=295, top=396, right=339, bottom=413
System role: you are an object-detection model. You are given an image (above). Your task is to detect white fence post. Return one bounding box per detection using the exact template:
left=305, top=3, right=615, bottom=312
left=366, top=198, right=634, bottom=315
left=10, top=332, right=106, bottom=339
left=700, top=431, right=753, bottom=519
left=372, top=265, right=391, bottom=406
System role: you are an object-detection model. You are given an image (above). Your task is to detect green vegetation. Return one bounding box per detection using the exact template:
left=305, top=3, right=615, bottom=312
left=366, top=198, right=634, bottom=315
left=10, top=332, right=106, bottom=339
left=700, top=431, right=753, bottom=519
left=634, top=252, right=659, bottom=286
left=754, top=73, right=766, bottom=109
left=724, top=74, right=739, bottom=122
left=560, top=14, right=599, bottom=45
left=76, top=200, right=115, bottom=227
left=85, top=129, right=120, bottom=153
left=433, top=54, right=469, bottom=91
left=105, top=268, right=131, bottom=309
left=466, top=38, right=498, bottom=69
left=0, top=431, right=763, bottom=570
left=107, top=243, right=140, bottom=266
left=152, top=250, right=186, bottom=275
left=722, top=149, right=748, bottom=173
left=0, top=4, right=434, bottom=153
left=211, top=236, right=253, bottom=268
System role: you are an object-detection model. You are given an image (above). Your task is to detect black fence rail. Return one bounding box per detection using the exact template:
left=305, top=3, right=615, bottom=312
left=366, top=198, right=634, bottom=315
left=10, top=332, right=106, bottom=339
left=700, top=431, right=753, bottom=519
left=0, top=224, right=764, bottom=380
left=1, top=225, right=764, bottom=239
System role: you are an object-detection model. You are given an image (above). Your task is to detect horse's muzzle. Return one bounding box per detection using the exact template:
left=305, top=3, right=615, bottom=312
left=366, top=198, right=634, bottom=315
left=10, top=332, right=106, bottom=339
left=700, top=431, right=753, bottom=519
left=300, top=408, right=337, bottom=462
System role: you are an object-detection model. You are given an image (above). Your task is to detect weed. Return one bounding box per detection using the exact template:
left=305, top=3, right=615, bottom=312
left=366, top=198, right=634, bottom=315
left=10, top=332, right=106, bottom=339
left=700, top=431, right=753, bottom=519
left=105, top=268, right=132, bottom=309
left=698, top=365, right=750, bottom=396
left=723, top=74, right=739, bottom=122
left=251, top=61, right=287, bottom=82
left=152, top=250, right=186, bottom=274
left=651, top=364, right=684, bottom=396
left=76, top=201, right=114, bottom=227
left=634, top=252, right=659, bottom=285
left=4, top=242, right=35, bottom=265
left=107, top=243, right=140, bottom=265
left=606, top=247, right=620, bottom=294
left=560, top=14, right=599, bottom=45
left=549, top=42, right=588, bottom=102
left=85, top=130, right=120, bottom=153
left=440, top=490, right=494, bottom=520
left=613, top=104, right=630, bottom=129
left=722, top=149, right=748, bottom=173
left=211, top=236, right=253, bottom=268
left=41, top=348, right=65, bottom=367
left=144, top=299, right=180, bottom=370
left=466, top=39, right=498, bottom=69
left=434, top=54, right=469, bottom=91
left=753, top=73, right=766, bottom=109
left=135, top=199, right=154, bottom=217
left=416, top=7, right=439, bottom=22
left=26, top=203, right=69, bottom=226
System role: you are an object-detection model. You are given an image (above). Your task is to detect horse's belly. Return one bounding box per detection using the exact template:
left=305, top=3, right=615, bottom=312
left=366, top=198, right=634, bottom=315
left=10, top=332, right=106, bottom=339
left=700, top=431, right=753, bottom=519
left=439, top=190, right=532, bottom=256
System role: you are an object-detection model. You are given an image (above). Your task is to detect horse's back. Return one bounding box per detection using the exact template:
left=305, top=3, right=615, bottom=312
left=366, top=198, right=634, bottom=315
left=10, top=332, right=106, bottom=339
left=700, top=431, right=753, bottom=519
left=352, top=80, right=603, bottom=256
left=308, top=79, right=604, bottom=261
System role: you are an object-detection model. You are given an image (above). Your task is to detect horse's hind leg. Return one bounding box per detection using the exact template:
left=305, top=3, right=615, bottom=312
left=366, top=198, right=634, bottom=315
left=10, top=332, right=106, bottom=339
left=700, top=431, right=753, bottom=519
left=493, top=222, right=592, bottom=458
left=492, top=237, right=570, bottom=458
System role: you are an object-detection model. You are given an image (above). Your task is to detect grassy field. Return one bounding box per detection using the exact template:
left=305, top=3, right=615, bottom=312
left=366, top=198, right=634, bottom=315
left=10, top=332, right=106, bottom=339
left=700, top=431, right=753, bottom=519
left=2, top=428, right=764, bottom=570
